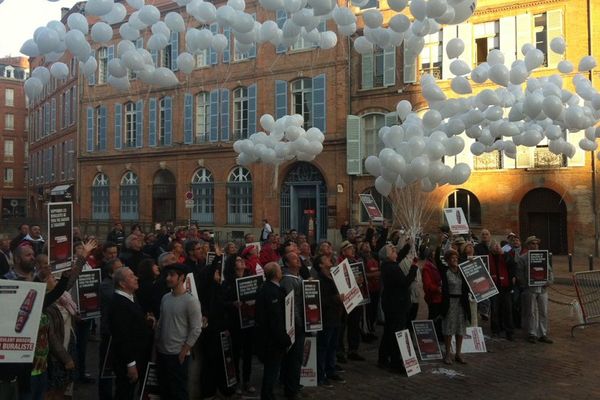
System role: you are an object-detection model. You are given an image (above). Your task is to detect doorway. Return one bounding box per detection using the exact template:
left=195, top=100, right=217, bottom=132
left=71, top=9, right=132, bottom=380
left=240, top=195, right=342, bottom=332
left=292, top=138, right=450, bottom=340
left=519, top=188, right=567, bottom=254
left=153, top=169, right=176, bottom=223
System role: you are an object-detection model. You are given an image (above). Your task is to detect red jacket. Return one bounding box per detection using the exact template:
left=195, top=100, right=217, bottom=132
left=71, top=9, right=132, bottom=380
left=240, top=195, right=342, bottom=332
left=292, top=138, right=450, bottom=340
left=422, top=260, right=443, bottom=305
left=489, top=253, right=511, bottom=289
left=259, top=243, right=280, bottom=265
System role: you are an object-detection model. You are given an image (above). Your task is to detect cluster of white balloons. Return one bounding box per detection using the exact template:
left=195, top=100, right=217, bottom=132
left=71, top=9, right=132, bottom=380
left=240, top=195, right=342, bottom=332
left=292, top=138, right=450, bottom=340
left=233, top=114, right=325, bottom=166
left=351, top=0, right=476, bottom=57
left=366, top=36, right=600, bottom=196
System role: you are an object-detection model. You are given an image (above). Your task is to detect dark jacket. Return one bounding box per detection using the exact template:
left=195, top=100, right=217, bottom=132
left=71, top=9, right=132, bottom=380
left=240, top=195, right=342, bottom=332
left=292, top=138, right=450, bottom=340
left=109, top=293, right=153, bottom=376
left=474, top=242, right=490, bottom=256
left=380, top=260, right=418, bottom=315
left=440, top=266, right=472, bottom=322
left=106, top=229, right=125, bottom=249
left=255, top=281, right=291, bottom=362
left=318, top=270, right=344, bottom=328
left=118, top=248, right=149, bottom=275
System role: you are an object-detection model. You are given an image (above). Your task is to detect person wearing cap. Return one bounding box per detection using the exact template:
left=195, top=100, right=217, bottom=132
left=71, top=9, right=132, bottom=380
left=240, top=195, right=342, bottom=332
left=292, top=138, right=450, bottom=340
left=241, top=244, right=262, bottom=275
left=155, top=263, right=202, bottom=400
left=516, top=236, right=554, bottom=344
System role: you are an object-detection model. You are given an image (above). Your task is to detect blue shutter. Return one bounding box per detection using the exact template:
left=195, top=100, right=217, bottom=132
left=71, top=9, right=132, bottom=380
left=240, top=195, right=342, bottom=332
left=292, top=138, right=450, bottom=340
left=312, top=74, right=326, bottom=132
left=220, top=88, right=229, bottom=141
left=223, top=27, right=231, bottom=63
left=51, top=97, right=56, bottom=132
left=164, top=96, right=172, bottom=145
left=108, top=45, right=114, bottom=62
left=115, top=103, right=122, bottom=149
left=149, top=97, right=157, bottom=147
left=99, top=105, right=107, bottom=151
left=135, top=100, right=144, bottom=148
left=170, top=32, right=179, bottom=70
left=209, top=89, right=219, bottom=142
left=151, top=49, right=158, bottom=66
left=275, top=80, right=287, bottom=119
left=184, top=93, right=193, bottom=144
left=86, top=107, right=94, bottom=152
left=210, top=23, right=218, bottom=65
left=249, top=13, right=257, bottom=58
left=64, top=91, right=70, bottom=128
left=276, top=10, right=287, bottom=54
left=248, top=83, right=257, bottom=135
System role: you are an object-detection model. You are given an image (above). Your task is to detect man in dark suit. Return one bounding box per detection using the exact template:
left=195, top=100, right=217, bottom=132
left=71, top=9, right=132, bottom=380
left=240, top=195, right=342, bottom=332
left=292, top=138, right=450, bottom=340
left=109, top=267, right=154, bottom=400
left=255, top=262, right=292, bottom=400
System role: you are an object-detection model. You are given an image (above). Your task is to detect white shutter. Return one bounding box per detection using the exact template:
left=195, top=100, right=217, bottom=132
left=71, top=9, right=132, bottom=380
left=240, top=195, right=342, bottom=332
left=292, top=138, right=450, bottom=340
left=403, top=45, right=416, bottom=84
left=568, top=130, right=586, bottom=167
left=499, top=16, right=516, bottom=66
left=547, top=9, right=564, bottom=68
left=362, top=53, right=373, bottom=89
left=516, top=145, right=534, bottom=168
left=346, top=115, right=362, bottom=175
left=383, top=47, right=396, bottom=86
left=442, top=25, right=458, bottom=80
left=515, top=13, right=532, bottom=61
left=457, top=23, right=473, bottom=68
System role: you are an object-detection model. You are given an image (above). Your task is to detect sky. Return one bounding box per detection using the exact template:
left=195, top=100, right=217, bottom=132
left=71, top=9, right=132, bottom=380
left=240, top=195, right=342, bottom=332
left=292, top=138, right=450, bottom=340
left=0, top=0, right=81, bottom=57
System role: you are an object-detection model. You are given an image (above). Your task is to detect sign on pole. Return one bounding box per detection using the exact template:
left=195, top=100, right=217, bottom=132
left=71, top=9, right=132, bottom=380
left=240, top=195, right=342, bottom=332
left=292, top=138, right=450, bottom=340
left=528, top=250, right=549, bottom=286
left=411, top=320, right=443, bottom=361
left=331, top=259, right=364, bottom=314
left=302, top=280, right=323, bottom=332
left=236, top=275, right=264, bottom=328
left=47, top=202, right=73, bottom=272
left=349, top=261, right=370, bottom=305
left=359, top=193, right=384, bottom=222
left=443, top=207, right=469, bottom=234
left=299, top=337, right=317, bottom=387
left=459, top=257, right=499, bottom=303
left=395, top=329, right=421, bottom=377
left=76, top=269, right=102, bottom=320
left=0, top=280, right=46, bottom=363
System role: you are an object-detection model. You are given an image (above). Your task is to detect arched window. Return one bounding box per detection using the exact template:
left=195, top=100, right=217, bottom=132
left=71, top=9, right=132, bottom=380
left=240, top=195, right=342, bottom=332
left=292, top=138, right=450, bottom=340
left=195, top=92, right=209, bottom=143
left=359, top=187, right=393, bottom=223
left=292, top=78, right=313, bottom=129
left=233, top=87, right=249, bottom=140
left=120, top=171, right=139, bottom=221
left=227, top=167, right=252, bottom=225
left=361, top=113, right=385, bottom=160
left=191, top=168, right=214, bottom=224
left=92, top=173, right=110, bottom=220
left=446, top=189, right=481, bottom=225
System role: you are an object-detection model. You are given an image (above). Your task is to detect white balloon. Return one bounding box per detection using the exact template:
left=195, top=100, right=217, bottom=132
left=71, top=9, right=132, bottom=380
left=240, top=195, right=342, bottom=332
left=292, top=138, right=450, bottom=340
left=332, top=7, right=356, bottom=26
left=91, top=22, right=113, bottom=44
left=389, top=14, right=411, bottom=33
left=211, top=34, right=229, bottom=53
left=164, top=12, right=186, bottom=34
left=85, top=0, right=114, bottom=16
left=542, top=95, right=563, bottom=120
left=509, top=60, right=529, bottom=85
left=486, top=49, right=504, bottom=66
left=449, top=163, right=471, bottom=185
left=119, top=23, right=140, bottom=41
left=375, top=176, right=392, bottom=196
left=521, top=130, right=543, bottom=146
left=32, top=66, right=51, bottom=85
left=524, top=48, right=544, bottom=71
left=228, top=0, right=246, bottom=11
left=151, top=21, right=171, bottom=38
left=578, top=56, right=597, bottom=72
left=362, top=9, right=383, bottom=29
left=427, top=0, right=448, bottom=18
left=20, top=39, right=40, bottom=57
left=471, top=63, right=489, bottom=83
left=49, top=62, right=69, bottom=80
left=147, top=33, right=169, bottom=50
left=450, top=76, right=472, bottom=94
left=196, top=2, right=218, bottom=24
left=579, top=138, right=598, bottom=152
left=550, top=37, right=565, bottom=55
left=447, top=0, right=476, bottom=24
left=470, top=141, right=485, bottom=156
left=121, top=50, right=145, bottom=71
left=35, top=27, right=59, bottom=54
left=387, top=0, right=408, bottom=12
left=67, top=13, right=89, bottom=34
left=24, top=77, right=44, bottom=99
left=353, top=36, right=373, bottom=54
left=396, top=100, right=412, bottom=120
left=410, top=156, right=430, bottom=178
left=108, top=75, right=130, bottom=91
left=423, top=109, right=442, bottom=129
left=449, top=59, right=470, bottom=75
left=365, top=155, right=382, bottom=177
left=139, top=5, right=161, bottom=25
left=410, top=0, right=427, bottom=20
left=177, top=52, right=195, bottom=74
left=102, top=3, right=127, bottom=24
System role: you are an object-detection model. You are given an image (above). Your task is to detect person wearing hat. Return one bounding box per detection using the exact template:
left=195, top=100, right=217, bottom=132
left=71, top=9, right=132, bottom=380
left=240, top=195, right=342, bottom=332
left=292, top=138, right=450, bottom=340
left=516, top=236, right=553, bottom=344
left=241, top=244, right=261, bottom=275
left=155, top=263, right=203, bottom=400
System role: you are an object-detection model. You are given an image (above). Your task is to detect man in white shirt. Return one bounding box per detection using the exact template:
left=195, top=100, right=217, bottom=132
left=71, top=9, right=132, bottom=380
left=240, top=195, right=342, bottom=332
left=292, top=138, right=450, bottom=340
left=261, top=219, right=273, bottom=242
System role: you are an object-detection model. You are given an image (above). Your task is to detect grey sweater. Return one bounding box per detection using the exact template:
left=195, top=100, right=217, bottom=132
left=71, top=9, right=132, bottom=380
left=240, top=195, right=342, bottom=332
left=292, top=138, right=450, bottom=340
left=156, top=291, right=203, bottom=355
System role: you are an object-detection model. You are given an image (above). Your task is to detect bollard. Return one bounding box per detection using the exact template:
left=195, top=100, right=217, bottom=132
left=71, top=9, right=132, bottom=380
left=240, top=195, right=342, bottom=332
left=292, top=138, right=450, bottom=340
left=568, top=253, right=573, bottom=273
left=589, top=255, right=594, bottom=271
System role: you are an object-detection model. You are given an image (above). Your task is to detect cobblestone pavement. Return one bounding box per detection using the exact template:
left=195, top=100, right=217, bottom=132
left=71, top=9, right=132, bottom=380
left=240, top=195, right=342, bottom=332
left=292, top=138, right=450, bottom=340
left=74, top=283, right=600, bottom=400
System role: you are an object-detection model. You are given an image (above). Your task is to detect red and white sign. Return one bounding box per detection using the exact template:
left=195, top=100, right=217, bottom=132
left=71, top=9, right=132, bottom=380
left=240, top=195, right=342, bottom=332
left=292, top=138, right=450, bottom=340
left=395, top=329, right=421, bottom=377
left=443, top=207, right=469, bottom=234
left=331, top=259, right=364, bottom=314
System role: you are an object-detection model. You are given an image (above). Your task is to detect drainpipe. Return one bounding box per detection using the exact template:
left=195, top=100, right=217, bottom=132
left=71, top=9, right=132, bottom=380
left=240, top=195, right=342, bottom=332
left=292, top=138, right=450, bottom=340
left=347, top=34, right=354, bottom=227
left=588, top=0, right=598, bottom=256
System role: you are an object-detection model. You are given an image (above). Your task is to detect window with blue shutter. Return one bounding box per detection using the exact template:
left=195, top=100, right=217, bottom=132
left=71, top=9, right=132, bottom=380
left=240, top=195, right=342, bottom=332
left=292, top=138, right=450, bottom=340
left=50, top=97, right=56, bottom=133
left=115, top=103, right=122, bottom=149
left=275, top=80, right=287, bottom=119
left=164, top=96, right=172, bottom=145
left=248, top=83, right=257, bottom=135
left=86, top=107, right=94, bottom=152
left=99, top=105, right=107, bottom=151
left=210, top=23, right=218, bottom=65
left=249, top=13, right=257, bottom=58
left=135, top=100, right=144, bottom=148
left=184, top=93, right=193, bottom=144
left=220, top=88, right=230, bottom=141
left=108, top=45, right=114, bottom=62
left=383, top=47, right=396, bottom=86
left=312, top=74, right=326, bottom=132
left=276, top=10, right=287, bottom=54
left=149, top=98, right=157, bottom=147
left=223, top=27, right=231, bottom=63
left=170, top=32, right=179, bottom=70
left=362, top=53, right=374, bottom=89
left=209, top=90, right=219, bottom=141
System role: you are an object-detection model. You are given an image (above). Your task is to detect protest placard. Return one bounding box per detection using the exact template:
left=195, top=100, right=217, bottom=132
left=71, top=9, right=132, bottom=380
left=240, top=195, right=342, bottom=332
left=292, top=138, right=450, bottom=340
left=395, top=329, right=421, bottom=377
left=220, top=330, right=237, bottom=388
left=349, top=261, right=370, bottom=305
left=47, top=202, right=73, bottom=272
left=236, top=275, right=264, bottom=328
left=76, top=269, right=102, bottom=320
left=478, top=255, right=489, bottom=271
left=331, top=259, right=364, bottom=314
left=285, top=290, right=295, bottom=346
left=443, top=207, right=469, bottom=235
left=411, top=320, right=443, bottom=361
left=302, top=280, right=322, bottom=332
left=0, top=280, right=46, bottom=363
left=451, top=326, right=487, bottom=353
left=140, top=362, right=160, bottom=400
left=459, top=257, right=499, bottom=303
left=299, top=337, right=317, bottom=387
left=528, top=250, right=549, bottom=286
left=359, top=193, right=384, bottom=222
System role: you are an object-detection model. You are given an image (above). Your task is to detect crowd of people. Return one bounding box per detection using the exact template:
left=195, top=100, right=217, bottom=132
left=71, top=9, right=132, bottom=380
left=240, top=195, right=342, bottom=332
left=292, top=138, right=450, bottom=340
left=0, top=220, right=553, bottom=400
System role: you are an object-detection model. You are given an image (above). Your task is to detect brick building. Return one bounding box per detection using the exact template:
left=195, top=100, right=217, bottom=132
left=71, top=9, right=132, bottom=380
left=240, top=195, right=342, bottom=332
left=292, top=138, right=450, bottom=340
left=36, top=0, right=598, bottom=255
left=0, top=56, right=29, bottom=222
